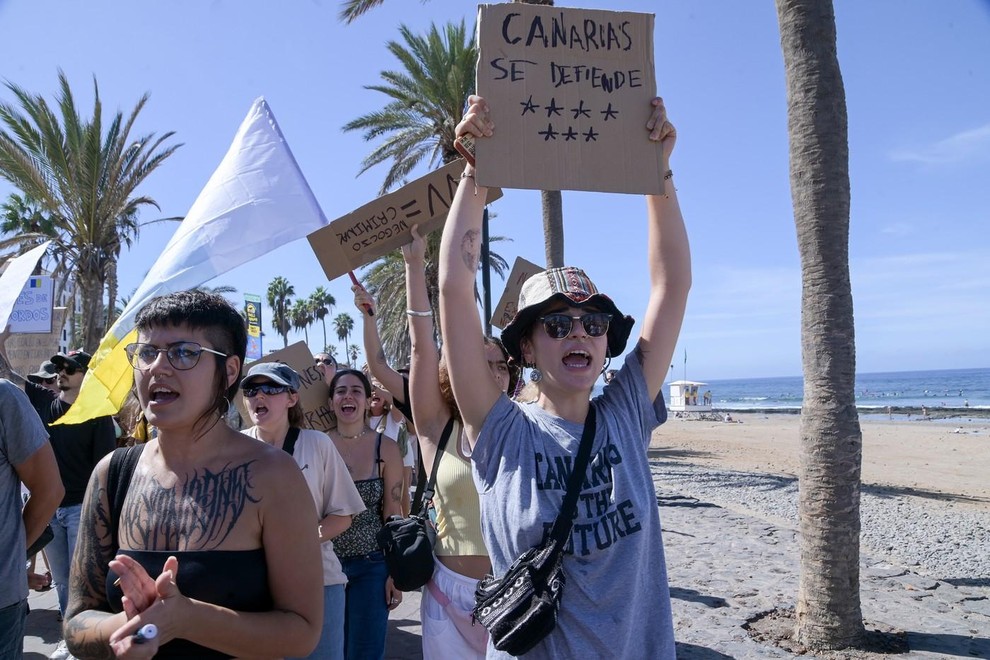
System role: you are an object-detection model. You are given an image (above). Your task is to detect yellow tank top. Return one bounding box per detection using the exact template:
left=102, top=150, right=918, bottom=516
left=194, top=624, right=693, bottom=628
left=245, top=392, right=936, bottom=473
left=433, top=421, right=488, bottom=557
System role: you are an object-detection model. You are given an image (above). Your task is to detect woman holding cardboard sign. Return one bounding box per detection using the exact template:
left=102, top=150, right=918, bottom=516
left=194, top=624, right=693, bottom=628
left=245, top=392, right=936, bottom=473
left=439, top=95, right=689, bottom=658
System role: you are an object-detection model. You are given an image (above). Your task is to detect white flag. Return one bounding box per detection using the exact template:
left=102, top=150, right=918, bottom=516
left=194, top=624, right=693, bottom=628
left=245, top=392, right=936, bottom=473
left=60, top=98, right=328, bottom=424
left=0, top=241, right=52, bottom=330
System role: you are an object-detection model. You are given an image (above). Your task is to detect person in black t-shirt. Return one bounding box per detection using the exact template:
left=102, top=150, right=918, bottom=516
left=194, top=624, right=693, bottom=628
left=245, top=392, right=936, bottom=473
left=0, top=338, right=115, bottom=625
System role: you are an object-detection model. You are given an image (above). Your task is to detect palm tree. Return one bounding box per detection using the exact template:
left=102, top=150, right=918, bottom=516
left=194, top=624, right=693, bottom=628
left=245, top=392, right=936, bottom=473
left=290, top=298, right=315, bottom=347
left=309, top=286, right=336, bottom=351
left=0, top=70, right=181, bottom=350
left=348, top=343, right=361, bottom=366
left=333, top=312, right=354, bottom=359
left=776, top=0, right=864, bottom=650
left=343, top=20, right=509, bottom=362
left=339, top=0, right=565, bottom=267
left=343, top=21, right=476, bottom=194
left=266, top=276, right=295, bottom=348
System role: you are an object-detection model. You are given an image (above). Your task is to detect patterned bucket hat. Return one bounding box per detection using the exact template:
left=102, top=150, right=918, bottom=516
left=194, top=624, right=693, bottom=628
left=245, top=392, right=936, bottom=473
left=499, top=266, right=634, bottom=364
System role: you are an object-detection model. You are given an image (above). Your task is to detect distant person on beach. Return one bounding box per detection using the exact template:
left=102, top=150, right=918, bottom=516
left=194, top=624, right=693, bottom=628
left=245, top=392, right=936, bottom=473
left=439, top=94, right=688, bottom=657
left=63, top=291, right=323, bottom=658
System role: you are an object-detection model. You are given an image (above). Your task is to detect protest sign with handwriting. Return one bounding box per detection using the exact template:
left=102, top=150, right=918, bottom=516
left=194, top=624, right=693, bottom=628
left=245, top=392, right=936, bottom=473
left=476, top=4, right=663, bottom=195
left=308, top=159, right=502, bottom=280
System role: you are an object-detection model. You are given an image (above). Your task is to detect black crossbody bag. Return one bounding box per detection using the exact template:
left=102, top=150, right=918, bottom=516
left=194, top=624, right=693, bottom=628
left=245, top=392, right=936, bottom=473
left=376, top=416, right=456, bottom=592
left=472, top=406, right=597, bottom=656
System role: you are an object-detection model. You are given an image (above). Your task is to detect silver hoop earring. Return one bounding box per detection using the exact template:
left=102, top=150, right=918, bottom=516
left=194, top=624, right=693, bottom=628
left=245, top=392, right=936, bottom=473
left=529, top=367, right=543, bottom=383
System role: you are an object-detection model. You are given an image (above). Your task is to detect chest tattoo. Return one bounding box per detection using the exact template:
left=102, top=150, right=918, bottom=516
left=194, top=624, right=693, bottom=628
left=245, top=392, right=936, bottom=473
left=121, top=460, right=261, bottom=550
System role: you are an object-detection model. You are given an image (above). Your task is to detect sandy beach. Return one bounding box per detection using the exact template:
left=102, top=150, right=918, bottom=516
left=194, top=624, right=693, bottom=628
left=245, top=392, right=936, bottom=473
left=650, top=413, right=990, bottom=505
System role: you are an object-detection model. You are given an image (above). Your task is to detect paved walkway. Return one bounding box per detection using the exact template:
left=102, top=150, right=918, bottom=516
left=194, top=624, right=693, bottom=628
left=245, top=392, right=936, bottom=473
left=22, top=483, right=989, bottom=658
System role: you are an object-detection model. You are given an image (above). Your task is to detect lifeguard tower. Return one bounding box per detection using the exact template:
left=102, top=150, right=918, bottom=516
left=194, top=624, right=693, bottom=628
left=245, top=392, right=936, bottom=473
left=669, top=380, right=712, bottom=413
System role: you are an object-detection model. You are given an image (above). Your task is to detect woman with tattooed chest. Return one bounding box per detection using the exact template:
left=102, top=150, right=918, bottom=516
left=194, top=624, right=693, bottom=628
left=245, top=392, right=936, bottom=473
left=63, top=291, right=323, bottom=659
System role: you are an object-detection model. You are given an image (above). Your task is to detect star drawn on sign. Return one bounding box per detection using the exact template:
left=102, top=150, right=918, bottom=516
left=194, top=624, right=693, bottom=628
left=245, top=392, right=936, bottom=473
left=520, top=95, right=540, bottom=115
left=571, top=100, right=591, bottom=119
left=584, top=127, right=599, bottom=142
left=545, top=97, right=562, bottom=117
left=539, top=123, right=559, bottom=141
left=563, top=127, right=578, bottom=141
left=600, top=103, right=618, bottom=121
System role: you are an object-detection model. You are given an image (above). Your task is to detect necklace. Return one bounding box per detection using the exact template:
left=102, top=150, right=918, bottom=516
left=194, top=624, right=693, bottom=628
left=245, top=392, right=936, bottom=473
left=337, top=428, right=366, bottom=440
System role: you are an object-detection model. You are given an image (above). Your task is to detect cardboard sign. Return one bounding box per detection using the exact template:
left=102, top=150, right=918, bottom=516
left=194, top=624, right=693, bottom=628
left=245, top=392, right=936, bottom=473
left=9, top=275, right=54, bottom=333
left=244, top=294, right=263, bottom=360
left=475, top=4, right=664, bottom=195
left=237, top=341, right=335, bottom=433
left=491, top=257, right=543, bottom=329
left=308, top=159, right=502, bottom=281
left=4, top=307, right=67, bottom=377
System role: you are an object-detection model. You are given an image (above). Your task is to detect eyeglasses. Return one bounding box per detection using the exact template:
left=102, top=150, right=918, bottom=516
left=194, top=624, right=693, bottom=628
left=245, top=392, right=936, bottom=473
left=243, top=383, right=291, bottom=398
left=41, top=377, right=57, bottom=384
left=315, top=358, right=336, bottom=366
left=539, top=312, right=613, bottom=339
left=57, top=366, right=79, bottom=376
left=124, top=342, right=227, bottom=371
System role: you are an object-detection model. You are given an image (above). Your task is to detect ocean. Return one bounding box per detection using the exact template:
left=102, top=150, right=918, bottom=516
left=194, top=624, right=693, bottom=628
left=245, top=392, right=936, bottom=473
left=685, top=367, right=990, bottom=412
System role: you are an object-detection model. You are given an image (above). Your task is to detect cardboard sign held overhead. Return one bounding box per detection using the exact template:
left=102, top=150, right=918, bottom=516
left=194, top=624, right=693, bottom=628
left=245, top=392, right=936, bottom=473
left=9, top=275, right=54, bottom=334
left=491, top=257, right=543, bottom=329
left=308, top=159, right=503, bottom=281
left=476, top=4, right=663, bottom=195
left=236, top=342, right=335, bottom=433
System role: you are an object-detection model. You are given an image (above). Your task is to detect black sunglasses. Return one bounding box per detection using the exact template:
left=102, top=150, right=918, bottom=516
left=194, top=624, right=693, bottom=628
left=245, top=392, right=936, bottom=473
left=315, top=358, right=336, bottom=366
left=243, top=383, right=292, bottom=398
left=124, top=341, right=227, bottom=371
left=57, top=365, right=80, bottom=376
left=539, top=312, right=613, bottom=340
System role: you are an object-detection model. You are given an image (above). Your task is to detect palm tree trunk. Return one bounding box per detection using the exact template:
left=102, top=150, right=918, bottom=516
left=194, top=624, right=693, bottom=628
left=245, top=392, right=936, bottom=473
left=321, top=319, right=328, bottom=351
left=106, top=262, right=119, bottom=330
left=78, top=271, right=104, bottom=352
left=542, top=190, right=564, bottom=267
left=776, top=0, right=865, bottom=650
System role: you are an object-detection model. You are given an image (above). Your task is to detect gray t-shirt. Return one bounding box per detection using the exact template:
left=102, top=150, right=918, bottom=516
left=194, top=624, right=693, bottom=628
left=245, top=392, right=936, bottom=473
left=475, top=353, right=675, bottom=659
left=1, top=379, right=49, bottom=608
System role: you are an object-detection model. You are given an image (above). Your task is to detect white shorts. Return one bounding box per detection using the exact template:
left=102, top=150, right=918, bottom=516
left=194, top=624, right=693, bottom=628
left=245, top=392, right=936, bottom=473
left=421, top=557, right=488, bottom=659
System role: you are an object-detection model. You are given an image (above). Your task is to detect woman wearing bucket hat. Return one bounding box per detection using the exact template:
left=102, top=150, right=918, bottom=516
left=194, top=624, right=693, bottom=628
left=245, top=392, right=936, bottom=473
left=240, top=362, right=365, bottom=660
left=438, top=95, right=689, bottom=658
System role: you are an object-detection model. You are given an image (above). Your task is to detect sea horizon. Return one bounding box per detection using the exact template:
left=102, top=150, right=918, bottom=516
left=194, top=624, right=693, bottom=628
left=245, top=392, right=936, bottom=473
left=596, top=366, right=990, bottom=413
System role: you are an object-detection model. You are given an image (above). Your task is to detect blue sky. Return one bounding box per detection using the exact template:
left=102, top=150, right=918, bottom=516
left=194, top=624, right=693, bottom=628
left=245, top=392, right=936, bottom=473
left=1, top=0, right=988, bottom=380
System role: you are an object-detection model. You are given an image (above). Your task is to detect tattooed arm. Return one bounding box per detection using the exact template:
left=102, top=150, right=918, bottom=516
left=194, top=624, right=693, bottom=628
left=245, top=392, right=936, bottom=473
left=64, top=457, right=128, bottom=660
left=438, top=95, right=501, bottom=449
left=638, top=98, right=691, bottom=401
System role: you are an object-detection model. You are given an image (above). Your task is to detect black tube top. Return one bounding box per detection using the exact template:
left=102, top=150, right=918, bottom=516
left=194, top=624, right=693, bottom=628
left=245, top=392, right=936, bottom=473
left=106, top=548, right=272, bottom=659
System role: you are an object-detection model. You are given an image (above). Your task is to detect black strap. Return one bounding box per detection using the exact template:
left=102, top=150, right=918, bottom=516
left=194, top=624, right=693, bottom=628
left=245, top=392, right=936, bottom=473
left=547, top=406, right=598, bottom=546
left=282, top=427, right=301, bottom=455
left=410, top=416, right=456, bottom=517
left=108, top=444, right=146, bottom=552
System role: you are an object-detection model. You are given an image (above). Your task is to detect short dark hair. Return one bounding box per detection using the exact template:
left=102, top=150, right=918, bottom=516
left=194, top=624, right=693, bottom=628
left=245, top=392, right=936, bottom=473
left=135, top=290, right=247, bottom=426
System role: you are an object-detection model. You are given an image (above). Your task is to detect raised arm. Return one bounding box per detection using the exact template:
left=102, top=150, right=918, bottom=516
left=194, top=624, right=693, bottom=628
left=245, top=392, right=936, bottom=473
left=637, top=98, right=691, bottom=399
left=404, top=225, right=448, bottom=464
left=438, top=96, right=502, bottom=446
left=354, top=286, right=406, bottom=408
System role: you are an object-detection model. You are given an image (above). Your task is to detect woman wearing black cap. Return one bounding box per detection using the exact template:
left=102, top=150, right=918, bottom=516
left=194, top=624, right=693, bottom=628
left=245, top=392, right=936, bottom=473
left=438, top=95, right=690, bottom=658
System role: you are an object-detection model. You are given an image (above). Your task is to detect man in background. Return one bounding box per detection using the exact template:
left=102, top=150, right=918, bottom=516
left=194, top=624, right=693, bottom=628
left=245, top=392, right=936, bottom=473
left=0, top=337, right=115, bottom=658
left=0, top=379, right=63, bottom=660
